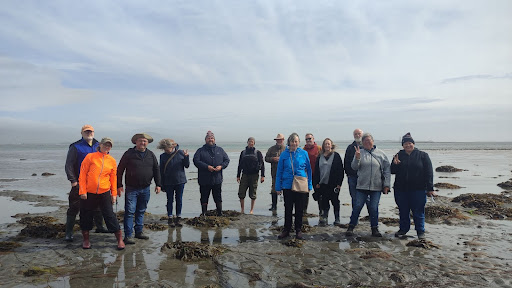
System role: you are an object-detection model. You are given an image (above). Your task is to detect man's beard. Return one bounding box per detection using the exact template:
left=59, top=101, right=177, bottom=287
left=354, top=137, right=362, bottom=143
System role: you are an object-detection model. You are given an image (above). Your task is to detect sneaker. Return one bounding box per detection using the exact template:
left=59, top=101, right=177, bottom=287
left=395, top=230, right=407, bottom=237
left=346, top=225, right=355, bottom=236
left=417, top=232, right=426, bottom=240
left=135, top=232, right=149, bottom=240
left=371, top=227, right=382, bottom=237
left=124, top=237, right=135, bottom=245
left=168, top=217, right=175, bottom=227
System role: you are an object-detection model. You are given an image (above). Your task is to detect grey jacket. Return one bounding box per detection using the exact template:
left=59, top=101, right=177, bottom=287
left=351, top=146, right=391, bottom=192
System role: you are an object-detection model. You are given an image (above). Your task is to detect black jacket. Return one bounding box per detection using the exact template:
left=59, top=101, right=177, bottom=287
left=236, top=147, right=265, bottom=177
left=193, top=144, right=230, bottom=185
left=117, top=147, right=162, bottom=189
left=313, top=152, right=344, bottom=188
left=159, top=145, right=190, bottom=187
left=391, top=148, right=434, bottom=192
left=344, top=141, right=358, bottom=177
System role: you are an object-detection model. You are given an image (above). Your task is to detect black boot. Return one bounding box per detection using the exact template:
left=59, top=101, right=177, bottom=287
left=333, top=206, right=341, bottom=226
left=371, top=227, right=382, bottom=237
left=270, top=193, right=277, bottom=211
left=201, top=204, right=207, bottom=216
left=216, top=202, right=223, bottom=216
left=346, top=225, right=355, bottom=236
left=175, top=217, right=183, bottom=227
left=94, top=211, right=109, bottom=233
left=65, top=214, right=76, bottom=242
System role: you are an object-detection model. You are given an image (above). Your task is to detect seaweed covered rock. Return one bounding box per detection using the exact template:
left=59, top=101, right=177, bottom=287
left=425, top=205, right=469, bottom=220
left=406, top=239, right=440, bottom=249
left=19, top=223, right=66, bottom=239
left=271, top=224, right=314, bottom=233
left=361, top=216, right=400, bottom=225
left=204, top=209, right=242, bottom=217
left=435, top=166, right=463, bottom=172
left=434, top=182, right=462, bottom=189
left=0, top=241, right=22, bottom=251
left=283, top=239, right=305, bottom=248
left=452, top=193, right=512, bottom=219
left=18, top=216, right=58, bottom=225
left=186, top=216, right=230, bottom=227
left=41, top=172, right=55, bottom=176
left=144, top=223, right=168, bottom=231
left=497, top=180, right=512, bottom=189
left=162, top=241, right=225, bottom=261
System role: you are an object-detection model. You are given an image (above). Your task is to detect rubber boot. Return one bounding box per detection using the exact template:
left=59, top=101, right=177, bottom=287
left=94, top=211, right=109, bottom=233
left=65, top=214, right=76, bottom=242
left=114, top=230, right=125, bottom=250
left=201, top=204, right=208, bottom=216
left=82, top=230, right=91, bottom=249
left=371, top=227, right=382, bottom=237
left=270, top=193, right=277, bottom=211
left=303, top=196, right=309, bottom=215
left=216, top=202, right=223, bottom=216
left=333, top=206, right=341, bottom=226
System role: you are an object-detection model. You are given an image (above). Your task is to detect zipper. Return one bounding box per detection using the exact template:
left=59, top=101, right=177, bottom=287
left=96, top=154, right=105, bottom=194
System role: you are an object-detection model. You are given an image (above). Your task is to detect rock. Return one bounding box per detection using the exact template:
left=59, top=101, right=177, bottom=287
left=31, top=173, right=37, bottom=176
left=434, top=182, right=462, bottom=189
left=41, top=172, right=55, bottom=176
left=497, top=180, right=512, bottom=189
left=435, top=165, right=463, bottom=172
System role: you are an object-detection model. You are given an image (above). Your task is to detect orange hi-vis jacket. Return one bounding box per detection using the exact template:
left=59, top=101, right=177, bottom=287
left=79, top=151, right=118, bottom=197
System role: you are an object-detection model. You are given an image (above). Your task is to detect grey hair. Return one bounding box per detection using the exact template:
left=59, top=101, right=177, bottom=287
left=287, top=132, right=300, bottom=146
left=361, top=132, right=373, bottom=142
left=157, top=138, right=176, bottom=150
left=247, top=137, right=255, bottom=143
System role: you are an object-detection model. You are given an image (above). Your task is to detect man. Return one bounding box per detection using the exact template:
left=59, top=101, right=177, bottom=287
left=117, top=133, right=161, bottom=244
left=64, top=125, right=108, bottom=242
left=344, top=128, right=370, bottom=209
left=303, top=133, right=322, bottom=215
left=237, top=137, right=265, bottom=214
left=264, top=133, right=286, bottom=213
left=193, top=131, right=230, bottom=216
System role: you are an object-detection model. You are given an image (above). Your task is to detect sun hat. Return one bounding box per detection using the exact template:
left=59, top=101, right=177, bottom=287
left=131, top=133, right=153, bottom=144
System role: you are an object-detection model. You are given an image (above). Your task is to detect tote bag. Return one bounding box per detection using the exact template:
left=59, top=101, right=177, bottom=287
left=290, top=152, right=309, bottom=193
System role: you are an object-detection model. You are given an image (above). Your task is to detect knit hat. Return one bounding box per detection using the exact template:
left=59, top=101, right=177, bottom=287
left=205, top=130, right=215, bottom=139
left=402, top=132, right=415, bottom=145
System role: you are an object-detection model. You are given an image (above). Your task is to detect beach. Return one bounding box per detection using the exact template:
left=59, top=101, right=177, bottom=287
left=0, top=142, right=511, bottom=287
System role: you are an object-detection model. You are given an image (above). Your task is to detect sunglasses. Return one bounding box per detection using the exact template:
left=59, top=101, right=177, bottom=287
left=306, top=138, right=312, bottom=140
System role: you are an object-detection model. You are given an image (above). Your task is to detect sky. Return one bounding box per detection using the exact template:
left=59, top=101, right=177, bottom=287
left=1, top=0, right=511, bottom=144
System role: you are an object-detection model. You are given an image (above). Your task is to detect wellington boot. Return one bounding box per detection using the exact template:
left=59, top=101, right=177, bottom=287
left=201, top=204, right=208, bottom=216
left=371, top=227, right=382, bottom=237
left=216, top=202, right=223, bottom=216
left=82, top=230, right=91, bottom=249
left=65, top=214, right=76, bottom=242
left=114, top=230, right=125, bottom=250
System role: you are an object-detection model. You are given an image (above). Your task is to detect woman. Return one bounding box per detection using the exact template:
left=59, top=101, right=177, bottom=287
left=391, top=133, right=435, bottom=239
left=346, top=133, right=390, bottom=237
left=275, top=133, right=313, bottom=240
left=79, top=137, right=124, bottom=250
left=313, top=138, right=344, bottom=226
left=158, top=139, right=189, bottom=227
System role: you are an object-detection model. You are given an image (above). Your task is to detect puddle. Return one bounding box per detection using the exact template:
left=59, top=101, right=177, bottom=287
left=0, top=196, right=56, bottom=223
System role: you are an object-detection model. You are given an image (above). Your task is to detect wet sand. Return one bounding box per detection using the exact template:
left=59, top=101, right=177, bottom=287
left=1, top=189, right=512, bottom=288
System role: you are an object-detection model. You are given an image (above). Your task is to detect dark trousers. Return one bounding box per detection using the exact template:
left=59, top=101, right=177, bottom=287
left=318, top=184, right=340, bottom=217
left=67, top=185, right=104, bottom=225
left=200, top=184, right=222, bottom=205
left=283, top=189, right=307, bottom=232
left=79, top=192, right=120, bottom=232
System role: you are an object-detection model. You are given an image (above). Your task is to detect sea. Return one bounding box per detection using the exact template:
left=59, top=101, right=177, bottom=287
left=1, top=141, right=511, bottom=225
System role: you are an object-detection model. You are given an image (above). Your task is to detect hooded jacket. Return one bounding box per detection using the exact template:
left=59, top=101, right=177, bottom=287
left=159, top=144, right=190, bottom=186
left=193, top=144, right=230, bottom=185
left=304, top=144, right=321, bottom=176
left=117, top=147, right=161, bottom=189
left=79, top=151, right=117, bottom=196
left=237, top=146, right=265, bottom=177
left=344, top=141, right=359, bottom=177
left=275, top=147, right=313, bottom=192
left=351, top=146, right=391, bottom=192
left=391, top=148, right=434, bottom=192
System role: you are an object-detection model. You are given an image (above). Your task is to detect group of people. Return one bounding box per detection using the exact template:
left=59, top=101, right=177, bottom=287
left=65, top=125, right=435, bottom=250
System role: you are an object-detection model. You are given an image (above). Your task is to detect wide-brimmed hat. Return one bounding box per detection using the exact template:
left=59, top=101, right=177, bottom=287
left=100, top=137, right=114, bottom=147
left=274, top=133, right=284, bottom=140
left=81, top=125, right=94, bottom=132
left=131, top=133, right=153, bottom=144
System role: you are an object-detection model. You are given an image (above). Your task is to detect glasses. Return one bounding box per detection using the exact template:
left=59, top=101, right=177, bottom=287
left=83, top=130, right=93, bottom=133
left=306, top=138, right=312, bottom=141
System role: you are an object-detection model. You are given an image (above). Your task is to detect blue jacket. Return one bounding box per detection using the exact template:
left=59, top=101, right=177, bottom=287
left=193, top=144, right=230, bottom=185
left=65, top=138, right=99, bottom=183
left=275, top=147, right=313, bottom=192
left=159, top=145, right=190, bottom=187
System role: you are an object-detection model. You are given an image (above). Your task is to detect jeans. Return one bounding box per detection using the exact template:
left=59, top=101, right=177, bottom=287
left=349, top=189, right=381, bottom=227
left=124, top=186, right=151, bottom=237
left=164, top=184, right=185, bottom=217
left=394, top=190, right=427, bottom=233
left=348, top=176, right=370, bottom=211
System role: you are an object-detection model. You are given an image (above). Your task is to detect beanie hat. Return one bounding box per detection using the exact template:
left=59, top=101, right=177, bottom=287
left=205, top=130, right=215, bottom=139
left=402, top=132, right=415, bottom=145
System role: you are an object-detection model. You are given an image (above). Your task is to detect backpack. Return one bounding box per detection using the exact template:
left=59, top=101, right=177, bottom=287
left=241, top=149, right=261, bottom=172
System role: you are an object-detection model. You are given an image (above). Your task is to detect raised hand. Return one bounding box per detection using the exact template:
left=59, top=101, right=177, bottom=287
left=393, top=153, right=401, bottom=165
left=354, top=145, right=361, bottom=160
left=184, top=149, right=189, bottom=157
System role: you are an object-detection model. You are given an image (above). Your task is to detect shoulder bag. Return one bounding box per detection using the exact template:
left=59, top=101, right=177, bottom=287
left=290, top=152, right=309, bottom=193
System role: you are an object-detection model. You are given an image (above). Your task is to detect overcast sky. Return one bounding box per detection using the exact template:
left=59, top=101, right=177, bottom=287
left=1, top=1, right=511, bottom=144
